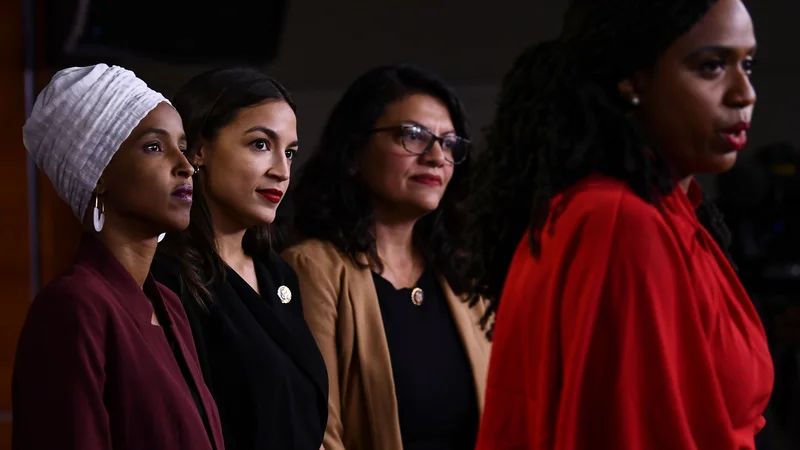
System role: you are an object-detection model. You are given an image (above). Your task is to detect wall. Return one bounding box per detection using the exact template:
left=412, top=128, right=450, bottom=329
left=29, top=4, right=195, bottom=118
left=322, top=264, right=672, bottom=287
left=0, top=0, right=30, bottom=446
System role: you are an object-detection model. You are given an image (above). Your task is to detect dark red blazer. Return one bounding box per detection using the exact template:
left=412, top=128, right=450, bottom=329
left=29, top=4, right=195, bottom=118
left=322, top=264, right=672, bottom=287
left=12, top=233, right=226, bottom=450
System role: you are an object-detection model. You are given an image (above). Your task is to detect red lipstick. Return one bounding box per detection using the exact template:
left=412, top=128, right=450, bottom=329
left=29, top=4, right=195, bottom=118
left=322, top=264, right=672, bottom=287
left=171, top=184, right=193, bottom=202
left=720, top=122, right=750, bottom=152
left=410, top=174, right=442, bottom=187
left=258, top=188, right=283, bottom=204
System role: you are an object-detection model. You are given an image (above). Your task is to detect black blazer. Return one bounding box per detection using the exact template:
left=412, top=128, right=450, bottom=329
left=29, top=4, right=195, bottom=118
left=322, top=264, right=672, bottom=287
left=151, top=251, right=328, bottom=450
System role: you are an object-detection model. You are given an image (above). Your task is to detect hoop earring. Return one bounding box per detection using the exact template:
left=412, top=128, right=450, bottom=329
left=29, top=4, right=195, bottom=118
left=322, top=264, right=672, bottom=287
left=92, top=195, right=105, bottom=232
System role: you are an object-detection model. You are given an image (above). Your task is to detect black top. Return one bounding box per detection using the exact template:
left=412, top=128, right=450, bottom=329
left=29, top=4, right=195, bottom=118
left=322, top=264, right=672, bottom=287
left=152, top=251, right=328, bottom=450
left=372, top=269, right=479, bottom=450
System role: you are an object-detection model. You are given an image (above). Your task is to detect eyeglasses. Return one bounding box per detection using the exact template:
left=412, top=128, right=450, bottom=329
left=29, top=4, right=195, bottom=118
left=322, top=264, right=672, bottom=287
left=370, top=124, right=470, bottom=164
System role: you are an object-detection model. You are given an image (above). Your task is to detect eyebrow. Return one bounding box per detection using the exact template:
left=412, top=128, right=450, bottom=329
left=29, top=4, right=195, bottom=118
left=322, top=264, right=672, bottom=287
left=403, top=120, right=456, bottom=136
left=686, top=43, right=757, bottom=59
left=137, top=127, right=186, bottom=142
left=245, top=125, right=299, bottom=147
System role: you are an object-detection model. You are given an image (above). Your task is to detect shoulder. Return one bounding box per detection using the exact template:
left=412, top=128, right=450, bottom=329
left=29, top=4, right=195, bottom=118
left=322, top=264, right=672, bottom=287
left=23, top=267, right=112, bottom=336
left=558, top=175, right=683, bottom=274
left=281, top=238, right=351, bottom=275
left=558, top=175, right=670, bottom=240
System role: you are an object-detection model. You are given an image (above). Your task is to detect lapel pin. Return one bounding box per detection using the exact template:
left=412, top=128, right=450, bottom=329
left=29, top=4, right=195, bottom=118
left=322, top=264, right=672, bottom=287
left=277, top=285, right=292, bottom=304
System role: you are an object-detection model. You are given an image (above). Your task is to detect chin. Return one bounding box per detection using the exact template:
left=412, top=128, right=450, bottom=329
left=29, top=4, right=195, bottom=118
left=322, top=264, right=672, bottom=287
left=709, top=153, right=739, bottom=173
left=250, top=208, right=277, bottom=226
left=165, top=215, right=191, bottom=232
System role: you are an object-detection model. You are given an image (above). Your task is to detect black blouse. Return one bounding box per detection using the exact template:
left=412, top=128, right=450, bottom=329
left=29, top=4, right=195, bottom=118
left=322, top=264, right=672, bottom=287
left=152, top=252, right=328, bottom=450
left=372, top=269, right=479, bottom=450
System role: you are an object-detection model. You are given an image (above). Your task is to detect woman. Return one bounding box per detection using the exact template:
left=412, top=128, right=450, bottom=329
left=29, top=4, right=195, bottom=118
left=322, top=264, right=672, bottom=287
left=465, top=1, right=773, bottom=449
left=13, top=64, right=224, bottom=450
left=282, top=64, right=490, bottom=450
left=151, top=67, right=328, bottom=450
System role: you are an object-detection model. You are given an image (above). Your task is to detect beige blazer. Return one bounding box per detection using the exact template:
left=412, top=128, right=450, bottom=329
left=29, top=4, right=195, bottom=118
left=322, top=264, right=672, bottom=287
left=282, top=239, right=491, bottom=450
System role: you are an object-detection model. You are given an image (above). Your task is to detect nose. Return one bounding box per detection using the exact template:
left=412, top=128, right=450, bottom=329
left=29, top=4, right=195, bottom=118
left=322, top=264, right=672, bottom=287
left=421, top=140, right=446, bottom=167
left=725, top=68, right=757, bottom=109
left=267, top=150, right=290, bottom=182
left=173, top=148, right=194, bottom=179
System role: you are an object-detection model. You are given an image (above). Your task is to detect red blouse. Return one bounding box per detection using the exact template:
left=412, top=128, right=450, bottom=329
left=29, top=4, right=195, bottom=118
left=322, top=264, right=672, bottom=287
left=475, top=175, right=773, bottom=450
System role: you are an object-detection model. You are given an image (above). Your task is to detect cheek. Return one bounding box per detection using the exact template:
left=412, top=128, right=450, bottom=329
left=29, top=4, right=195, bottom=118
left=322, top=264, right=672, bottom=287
left=442, top=165, right=455, bottom=188
left=643, top=79, right=718, bottom=148
left=360, top=150, right=408, bottom=193
left=207, top=153, right=258, bottom=197
left=107, top=162, right=169, bottom=210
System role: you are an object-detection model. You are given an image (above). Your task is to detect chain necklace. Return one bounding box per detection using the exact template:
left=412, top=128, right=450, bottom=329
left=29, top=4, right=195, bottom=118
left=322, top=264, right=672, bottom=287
left=380, top=256, right=424, bottom=306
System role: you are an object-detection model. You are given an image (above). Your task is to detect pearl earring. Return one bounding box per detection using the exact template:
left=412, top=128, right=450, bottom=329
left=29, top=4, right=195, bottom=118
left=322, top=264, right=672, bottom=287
left=92, top=195, right=105, bottom=232
left=158, top=233, right=166, bottom=243
left=631, top=96, right=640, bottom=106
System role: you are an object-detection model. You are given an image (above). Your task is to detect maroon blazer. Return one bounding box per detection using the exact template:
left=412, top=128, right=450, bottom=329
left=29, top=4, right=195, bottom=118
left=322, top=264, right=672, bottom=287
left=12, top=234, right=225, bottom=450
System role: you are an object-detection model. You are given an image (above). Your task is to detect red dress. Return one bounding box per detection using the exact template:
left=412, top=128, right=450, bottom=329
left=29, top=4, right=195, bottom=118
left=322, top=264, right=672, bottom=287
left=475, top=175, right=773, bottom=450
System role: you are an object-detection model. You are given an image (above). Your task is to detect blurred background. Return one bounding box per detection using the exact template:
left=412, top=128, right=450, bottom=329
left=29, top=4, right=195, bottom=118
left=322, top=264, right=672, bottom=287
left=0, top=0, right=798, bottom=448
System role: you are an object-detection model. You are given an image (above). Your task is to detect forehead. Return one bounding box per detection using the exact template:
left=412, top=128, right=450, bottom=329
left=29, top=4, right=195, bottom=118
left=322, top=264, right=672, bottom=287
left=671, top=0, right=755, bottom=51
left=229, top=101, right=297, bottom=136
left=378, top=94, right=455, bottom=132
left=132, top=102, right=184, bottom=135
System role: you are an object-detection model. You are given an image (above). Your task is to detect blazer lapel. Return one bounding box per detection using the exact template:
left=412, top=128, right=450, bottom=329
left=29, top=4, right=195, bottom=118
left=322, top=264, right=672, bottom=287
left=148, top=277, right=224, bottom=450
left=440, top=276, right=490, bottom=412
left=348, top=254, right=404, bottom=449
left=219, top=257, right=329, bottom=402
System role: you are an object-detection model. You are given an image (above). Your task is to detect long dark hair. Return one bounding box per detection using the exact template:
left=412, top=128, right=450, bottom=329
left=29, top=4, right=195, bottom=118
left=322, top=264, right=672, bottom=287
left=289, top=64, right=473, bottom=295
left=160, top=66, right=296, bottom=309
left=464, top=0, right=736, bottom=336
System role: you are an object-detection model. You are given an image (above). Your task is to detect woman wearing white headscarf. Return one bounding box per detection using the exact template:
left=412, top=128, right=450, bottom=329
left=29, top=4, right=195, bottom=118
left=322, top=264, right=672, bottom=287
left=12, top=64, right=225, bottom=450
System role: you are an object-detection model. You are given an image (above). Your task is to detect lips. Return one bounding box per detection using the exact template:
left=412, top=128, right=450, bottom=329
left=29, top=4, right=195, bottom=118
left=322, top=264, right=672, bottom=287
left=410, top=174, right=442, bottom=187
left=171, top=184, right=193, bottom=202
left=719, top=122, right=750, bottom=152
left=257, top=188, right=283, bottom=204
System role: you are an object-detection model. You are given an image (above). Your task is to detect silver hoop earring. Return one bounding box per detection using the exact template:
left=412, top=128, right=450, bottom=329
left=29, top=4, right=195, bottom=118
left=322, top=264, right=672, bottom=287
left=92, top=195, right=105, bottom=232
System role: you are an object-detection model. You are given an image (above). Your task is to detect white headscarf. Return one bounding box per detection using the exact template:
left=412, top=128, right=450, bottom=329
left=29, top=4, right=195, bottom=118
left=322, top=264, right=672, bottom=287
left=22, top=64, right=169, bottom=220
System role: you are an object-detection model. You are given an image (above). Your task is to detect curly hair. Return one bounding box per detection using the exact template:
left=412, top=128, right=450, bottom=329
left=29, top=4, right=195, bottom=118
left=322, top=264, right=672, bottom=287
left=159, top=66, right=295, bottom=310
left=463, top=0, right=737, bottom=337
left=289, top=64, right=473, bottom=295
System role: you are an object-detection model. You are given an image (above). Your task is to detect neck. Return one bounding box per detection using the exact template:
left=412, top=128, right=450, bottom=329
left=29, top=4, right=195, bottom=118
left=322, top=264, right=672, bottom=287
left=373, top=219, right=417, bottom=265
left=96, top=227, right=158, bottom=287
left=207, top=199, right=251, bottom=271
left=215, top=229, right=248, bottom=271
left=676, top=175, right=693, bottom=193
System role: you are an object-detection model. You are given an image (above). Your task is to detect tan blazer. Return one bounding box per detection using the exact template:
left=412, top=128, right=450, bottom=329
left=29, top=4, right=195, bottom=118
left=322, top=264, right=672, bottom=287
left=282, top=239, right=491, bottom=450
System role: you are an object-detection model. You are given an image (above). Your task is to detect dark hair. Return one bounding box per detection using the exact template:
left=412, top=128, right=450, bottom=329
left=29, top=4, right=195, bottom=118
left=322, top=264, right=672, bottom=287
left=160, top=66, right=296, bottom=309
left=289, top=64, right=473, bottom=295
left=464, top=0, right=736, bottom=337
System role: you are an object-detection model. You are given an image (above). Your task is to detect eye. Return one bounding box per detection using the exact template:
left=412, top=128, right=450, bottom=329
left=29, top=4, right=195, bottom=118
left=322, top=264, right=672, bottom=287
left=401, top=126, right=425, bottom=141
left=144, top=142, right=162, bottom=152
left=698, top=59, right=725, bottom=77
left=285, top=149, right=297, bottom=160
left=251, top=139, right=270, bottom=151
left=742, top=57, right=757, bottom=76
left=442, top=136, right=459, bottom=150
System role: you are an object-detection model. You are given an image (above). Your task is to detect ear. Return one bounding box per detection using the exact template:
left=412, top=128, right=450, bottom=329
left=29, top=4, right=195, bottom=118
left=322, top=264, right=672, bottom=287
left=617, top=77, right=640, bottom=105
left=93, top=176, right=107, bottom=196
left=192, top=142, right=208, bottom=167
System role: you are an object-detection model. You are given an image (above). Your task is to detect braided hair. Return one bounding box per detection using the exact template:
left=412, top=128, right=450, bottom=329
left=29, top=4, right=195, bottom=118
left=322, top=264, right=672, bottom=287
left=464, top=0, right=736, bottom=337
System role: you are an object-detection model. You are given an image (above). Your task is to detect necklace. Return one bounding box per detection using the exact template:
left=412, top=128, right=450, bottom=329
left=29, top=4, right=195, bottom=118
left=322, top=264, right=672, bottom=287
left=380, top=257, right=424, bottom=306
